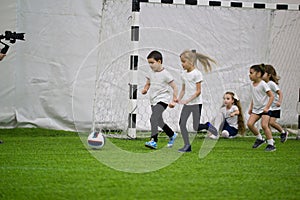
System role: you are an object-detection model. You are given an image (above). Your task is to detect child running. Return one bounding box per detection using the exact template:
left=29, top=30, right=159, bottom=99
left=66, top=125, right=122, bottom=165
left=142, top=50, right=178, bottom=149
left=177, top=50, right=218, bottom=153
left=247, top=64, right=275, bottom=152
left=262, top=64, right=288, bottom=143
left=214, top=91, right=246, bottom=138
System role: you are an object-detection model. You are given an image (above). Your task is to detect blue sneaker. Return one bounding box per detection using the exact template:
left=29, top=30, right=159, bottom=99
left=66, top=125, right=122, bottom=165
left=167, top=132, right=177, bottom=148
left=145, top=139, right=157, bottom=149
left=206, top=122, right=218, bottom=137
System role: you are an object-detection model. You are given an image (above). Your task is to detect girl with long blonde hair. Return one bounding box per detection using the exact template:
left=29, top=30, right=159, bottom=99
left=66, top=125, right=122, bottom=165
left=177, top=50, right=218, bottom=152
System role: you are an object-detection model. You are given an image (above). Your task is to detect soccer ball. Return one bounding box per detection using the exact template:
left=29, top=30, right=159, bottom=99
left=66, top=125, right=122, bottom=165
left=87, top=131, right=105, bottom=149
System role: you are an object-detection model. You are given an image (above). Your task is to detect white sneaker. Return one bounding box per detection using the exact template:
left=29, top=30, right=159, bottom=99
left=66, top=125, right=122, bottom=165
left=208, top=134, right=218, bottom=140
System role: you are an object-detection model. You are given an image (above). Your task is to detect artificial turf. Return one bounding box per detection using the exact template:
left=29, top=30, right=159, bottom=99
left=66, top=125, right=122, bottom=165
left=0, top=128, right=299, bottom=200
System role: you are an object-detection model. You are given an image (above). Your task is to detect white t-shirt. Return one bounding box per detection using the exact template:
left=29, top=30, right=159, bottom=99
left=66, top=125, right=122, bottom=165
left=147, top=69, right=174, bottom=106
left=220, top=105, right=238, bottom=129
left=267, top=81, right=280, bottom=111
left=250, top=80, right=271, bottom=114
left=181, top=68, right=203, bottom=105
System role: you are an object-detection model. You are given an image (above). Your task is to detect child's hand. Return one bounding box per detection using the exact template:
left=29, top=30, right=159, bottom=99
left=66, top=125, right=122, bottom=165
left=141, top=89, right=147, bottom=95
left=230, top=113, right=235, bottom=117
left=248, top=109, right=252, bottom=115
left=276, top=102, right=281, bottom=107
left=168, top=102, right=176, bottom=108
left=263, top=108, right=269, bottom=114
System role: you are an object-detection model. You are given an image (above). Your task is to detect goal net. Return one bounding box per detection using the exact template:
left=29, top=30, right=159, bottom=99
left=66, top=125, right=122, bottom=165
left=92, top=1, right=300, bottom=138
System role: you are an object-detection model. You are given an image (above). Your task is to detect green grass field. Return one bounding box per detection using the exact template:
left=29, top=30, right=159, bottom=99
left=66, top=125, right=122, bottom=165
left=0, top=128, right=299, bottom=200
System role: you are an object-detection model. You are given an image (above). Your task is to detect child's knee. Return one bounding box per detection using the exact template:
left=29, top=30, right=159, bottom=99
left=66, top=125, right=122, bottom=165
left=261, top=123, right=269, bottom=130
left=193, top=124, right=199, bottom=131
left=247, top=122, right=253, bottom=128
left=268, top=121, right=275, bottom=127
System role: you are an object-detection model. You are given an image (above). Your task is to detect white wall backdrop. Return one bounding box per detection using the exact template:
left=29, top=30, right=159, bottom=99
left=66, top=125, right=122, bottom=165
left=0, top=0, right=18, bottom=127
left=0, top=0, right=299, bottom=132
left=0, top=0, right=102, bottom=131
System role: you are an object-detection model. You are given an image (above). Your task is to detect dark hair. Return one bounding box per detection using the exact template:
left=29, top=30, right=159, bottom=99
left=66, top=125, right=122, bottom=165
left=265, top=64, right=280, bottom=85
left=250, top=63, right=265, bottom=77
left=147, top=50, right=163, bottom=64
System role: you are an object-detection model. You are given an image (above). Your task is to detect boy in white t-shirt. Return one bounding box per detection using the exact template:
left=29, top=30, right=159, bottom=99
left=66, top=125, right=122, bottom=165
left=142, top=51, right=178, bottom=149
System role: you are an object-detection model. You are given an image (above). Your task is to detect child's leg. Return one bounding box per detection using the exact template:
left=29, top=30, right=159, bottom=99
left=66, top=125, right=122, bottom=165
left=179, top=105, right=191, bottom=145
left=261, top=114, right=276, bottom=149
left=191, top=104, right=201, bottom=131
left=269, top=117, right=284, bottom=133
left=150, top=103, right=165, bottom=142
left=269, top=110, right=288, bottom=143
left=192, top=105, right=218, bottom=136
left=222, top=120, right=238, bottom=137
left=154, top=103, right=175, bottom=138
left=247, top=114, right=261, bottom=136
left=261, top=114, right=272, bottom=140
left=248, top=113, right=267, bottom=149
left=213, top=112, right=225, bottom=132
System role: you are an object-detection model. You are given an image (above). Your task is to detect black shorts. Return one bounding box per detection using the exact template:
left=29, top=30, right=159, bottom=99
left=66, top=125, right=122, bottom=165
left=255, top=111, right=271, bottom=116
left=151, top=102, right=168, bottom=110
left=269, top=110, right=281, bottom=118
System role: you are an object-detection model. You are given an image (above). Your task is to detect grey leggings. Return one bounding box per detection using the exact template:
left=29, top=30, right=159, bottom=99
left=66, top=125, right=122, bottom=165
left=179, top=104, right=202, bottom=145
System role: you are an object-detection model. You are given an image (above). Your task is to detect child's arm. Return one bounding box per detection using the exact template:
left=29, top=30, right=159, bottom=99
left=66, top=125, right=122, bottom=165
left=181, top=82, right=201, bottom=104
left=264, top=90, right=274, bottom=113
left=141, top=78, right=150, bottom=95
left=0, top=53, right=6, bottom=61
left=276, top=89, right=283, bottom=107
left=248, top=100, right=253, bottom=115
left=230, top=109, right=240, bottom=117
left=168, top=80, right=178, bottom=102
left=177, top=84, right=185, bottom=103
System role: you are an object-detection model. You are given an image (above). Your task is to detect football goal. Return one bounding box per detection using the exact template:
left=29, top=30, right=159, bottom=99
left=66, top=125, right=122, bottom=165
left=92, top=0, right=300, bottom=138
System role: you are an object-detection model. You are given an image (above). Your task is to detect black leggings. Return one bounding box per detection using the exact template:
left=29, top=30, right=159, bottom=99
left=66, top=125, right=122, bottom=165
left=150, top=102, right=174, bottom=142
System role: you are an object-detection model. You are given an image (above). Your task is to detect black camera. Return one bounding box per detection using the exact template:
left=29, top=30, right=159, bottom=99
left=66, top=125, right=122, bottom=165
left=0, top=31, right=25, bottom=54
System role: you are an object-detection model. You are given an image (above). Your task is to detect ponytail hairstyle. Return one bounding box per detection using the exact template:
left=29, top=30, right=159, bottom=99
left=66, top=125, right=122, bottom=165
left=265, top=64, right=280, bottom=85
left=225, top=91, right=246, bottom=135
left=180, top=50, right=216, bottom=72
left=250, top=63, right=265, bottom=77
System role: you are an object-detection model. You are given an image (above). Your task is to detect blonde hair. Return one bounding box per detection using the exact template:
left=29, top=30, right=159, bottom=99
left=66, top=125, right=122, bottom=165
left=180, top=50, right=216, bottom=72
left=224, top=91, right=246, bottom=135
